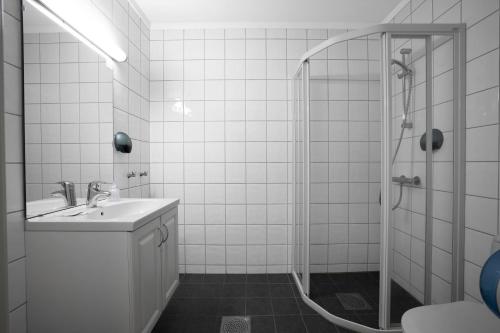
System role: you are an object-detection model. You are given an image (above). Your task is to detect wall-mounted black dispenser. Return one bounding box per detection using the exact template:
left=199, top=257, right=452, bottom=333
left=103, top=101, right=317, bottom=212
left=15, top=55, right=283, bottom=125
left=113, top=131, right=132, bottom=153
left=419, top=128, right=444, bottom=151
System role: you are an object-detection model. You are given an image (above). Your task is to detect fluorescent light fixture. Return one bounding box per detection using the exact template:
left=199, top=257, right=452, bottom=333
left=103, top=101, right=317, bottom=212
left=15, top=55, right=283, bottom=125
left=25, top=0, right=127, bottom=63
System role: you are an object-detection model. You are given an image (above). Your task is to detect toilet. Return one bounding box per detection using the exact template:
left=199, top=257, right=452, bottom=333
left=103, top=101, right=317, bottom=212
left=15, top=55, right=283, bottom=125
left=401, top=301, right=499, bottom=333
left=402, top=236, right=500, bottom=332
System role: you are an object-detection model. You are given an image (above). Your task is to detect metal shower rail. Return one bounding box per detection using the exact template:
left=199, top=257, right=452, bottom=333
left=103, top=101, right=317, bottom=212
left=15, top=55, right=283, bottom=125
left=293, top=23, right=465, bottom=78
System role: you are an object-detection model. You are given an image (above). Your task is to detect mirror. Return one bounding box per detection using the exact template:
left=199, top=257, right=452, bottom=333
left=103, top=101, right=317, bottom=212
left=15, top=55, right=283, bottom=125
left=23, top=1, right=114, bottom=217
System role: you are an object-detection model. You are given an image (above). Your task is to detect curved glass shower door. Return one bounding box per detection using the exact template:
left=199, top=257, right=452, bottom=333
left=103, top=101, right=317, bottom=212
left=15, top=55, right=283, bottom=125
left=306, top=31, right=383, bottom=329
left=292, top=24, right=466, bottom=333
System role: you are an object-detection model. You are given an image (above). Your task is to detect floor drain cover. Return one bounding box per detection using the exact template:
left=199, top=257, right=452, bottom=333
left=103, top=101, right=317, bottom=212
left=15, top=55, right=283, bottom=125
left=336, top=293, right=372, bottom=310
left=220, top=316, right=251, bottom=333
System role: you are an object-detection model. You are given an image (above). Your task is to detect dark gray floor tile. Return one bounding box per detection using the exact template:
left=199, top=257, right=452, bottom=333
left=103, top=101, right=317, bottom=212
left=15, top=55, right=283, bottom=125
left=274, top=315, right=307, bottom=333
left=246, top=274, right=268, bottom=284
left=271, top=298, right=300, bottom=315
left=152, top=315, right=185, bottom=333
left=203, top=274, right=225, bottom=284
left=221, top=283, right=246, bottom=297
left=303, top=315, right=339, bottom=333
left=246, top=283, right=270, bottom=297
left=180, top=274, right=204, bottom=284
left=270, top=284, right=295, bottom=298
left=246, top=298, right=273, bottom=315
left=250, top=315, right=276, bottom=333
left=184, top=316, right=218, bottom=333
left=217, top=297, right=245, bottom=316
left=224, top=274, right=247, bottom=284
left=268, top=274, right=290, bottom=284
left=192, top=298, right=220, bottom=316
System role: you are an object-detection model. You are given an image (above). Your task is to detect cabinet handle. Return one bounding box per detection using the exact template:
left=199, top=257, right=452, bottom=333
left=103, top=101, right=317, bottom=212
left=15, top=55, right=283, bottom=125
left=161, top=224, right=169, bottom=245
left=157, top=227, right=165, bottom=247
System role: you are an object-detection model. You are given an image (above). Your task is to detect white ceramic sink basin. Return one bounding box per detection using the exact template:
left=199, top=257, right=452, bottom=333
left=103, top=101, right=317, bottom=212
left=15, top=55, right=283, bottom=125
left=26, top=198, right=180, bottom=231
left=84, top=200, right=163, bottom=220
left=26, top=197, right=86, bottom=218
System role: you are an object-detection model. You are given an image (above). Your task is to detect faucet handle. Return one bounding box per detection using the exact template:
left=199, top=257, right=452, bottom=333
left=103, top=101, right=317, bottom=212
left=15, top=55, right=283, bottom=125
left=127, top=171, right=136, bottom=179
left=88, top=181, right=107, bottom=191
left=53, top=181, right=77, bottom=206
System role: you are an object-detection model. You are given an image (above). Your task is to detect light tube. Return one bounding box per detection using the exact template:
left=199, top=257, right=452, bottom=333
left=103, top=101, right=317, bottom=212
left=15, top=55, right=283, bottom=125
left=25, top=0, right=127, bottom=63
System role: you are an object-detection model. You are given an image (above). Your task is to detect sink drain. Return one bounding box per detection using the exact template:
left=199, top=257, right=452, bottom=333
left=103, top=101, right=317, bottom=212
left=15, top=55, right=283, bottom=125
left=220, top=316, right=251, bottom=333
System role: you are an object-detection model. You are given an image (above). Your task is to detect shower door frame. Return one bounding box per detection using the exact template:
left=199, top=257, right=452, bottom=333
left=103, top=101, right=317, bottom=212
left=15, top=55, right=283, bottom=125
left=291, top=23, right=466, bottom=333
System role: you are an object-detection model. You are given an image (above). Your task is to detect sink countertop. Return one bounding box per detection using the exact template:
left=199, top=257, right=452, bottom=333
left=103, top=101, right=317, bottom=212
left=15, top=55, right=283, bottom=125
left=26, top=198, right=180, bottom=232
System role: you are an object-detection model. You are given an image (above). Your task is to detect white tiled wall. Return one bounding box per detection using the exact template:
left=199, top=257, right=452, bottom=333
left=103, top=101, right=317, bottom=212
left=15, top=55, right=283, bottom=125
left=150, top=27, right=380, bottom=274
left=90, top=0, right=151, bottom=198
left=2, top=0, right=27, bottom=332
left=308, top=34, right=382, bottom=273
left=149, top=28, right=298, bottom=273
left=23, top=32, right=114, bottom=200
left=23, top=0, right=151, bottom=200
left=150, top=28, right=374, bottom=273
left=391, top=0, right=500, bottom=304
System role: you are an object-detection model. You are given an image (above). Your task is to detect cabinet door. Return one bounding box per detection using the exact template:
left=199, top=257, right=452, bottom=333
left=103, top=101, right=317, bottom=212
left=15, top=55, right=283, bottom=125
left=160, top=208, right=179, bottom=308
left=131, top=218, right=162, bottom=333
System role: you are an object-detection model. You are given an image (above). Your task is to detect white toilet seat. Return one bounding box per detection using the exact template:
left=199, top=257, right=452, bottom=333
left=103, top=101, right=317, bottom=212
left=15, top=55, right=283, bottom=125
left=402, top=301, right=499, bottom=333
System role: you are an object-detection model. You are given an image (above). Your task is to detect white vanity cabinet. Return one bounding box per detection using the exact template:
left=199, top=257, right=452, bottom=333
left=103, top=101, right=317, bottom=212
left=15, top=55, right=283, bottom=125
left=131, top=217, right=162, bottom=333
left=26, top=199, right=179, bottom=333
left=160, top=208, right=178, bottom=308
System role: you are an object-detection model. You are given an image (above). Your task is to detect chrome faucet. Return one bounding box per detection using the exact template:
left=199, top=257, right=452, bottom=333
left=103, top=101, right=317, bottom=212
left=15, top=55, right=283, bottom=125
left=86, top=181, right=111, bottom=208
left=51, top=181, right=77, bottom=207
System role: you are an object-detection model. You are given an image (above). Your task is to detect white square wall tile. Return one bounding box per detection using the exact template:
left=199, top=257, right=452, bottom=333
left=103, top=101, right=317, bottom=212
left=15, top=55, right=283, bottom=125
left=8, top=258, right=26, bottom=311
left=226, top=205, right=246, bottom=225
left=247, top=246, right=266, bottom=265
left=225, top=40, right=245, bottom=59
left=7, top=212, right=25, bottom=262
left=206, top=246, right=225, bottom=265
left=267, top=245, right=287, bottom=265
left=185, top=245, right=205, bottom=265
left=226, top=225, right=246, bottom=245
left=205, top=39, right=224, bottom=59
left=184, top=225, right=205, bottom=244
left=206, top=225, right=226, bottom=245
left=465, top=228, right=494, bottom=266
left=164, top=40, right=183, bottom=60
left=247, top=225, right=266, bottom=244
left=226, top=246, right=246, bottom=265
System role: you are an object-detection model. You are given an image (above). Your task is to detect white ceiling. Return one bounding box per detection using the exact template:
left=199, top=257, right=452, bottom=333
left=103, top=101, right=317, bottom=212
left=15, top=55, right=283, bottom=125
left=134, top=0, right=402, bottom=28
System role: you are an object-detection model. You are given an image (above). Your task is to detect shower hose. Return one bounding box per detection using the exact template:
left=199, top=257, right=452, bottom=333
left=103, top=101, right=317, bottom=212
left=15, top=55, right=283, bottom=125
left=380, top=66, right=413, bottom=211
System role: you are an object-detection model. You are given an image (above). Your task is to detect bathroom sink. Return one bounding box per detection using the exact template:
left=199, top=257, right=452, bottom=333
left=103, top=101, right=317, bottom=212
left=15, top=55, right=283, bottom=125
left=26, top=198, right=180, bottom=231
left=84, top=200, right=164, bottom=220
left=26, top=197, right=86, bottom=218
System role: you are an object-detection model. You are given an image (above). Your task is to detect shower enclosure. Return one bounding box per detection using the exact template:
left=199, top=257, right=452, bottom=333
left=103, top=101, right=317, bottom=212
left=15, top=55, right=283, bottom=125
left=292, top=24, right=466, bottom=332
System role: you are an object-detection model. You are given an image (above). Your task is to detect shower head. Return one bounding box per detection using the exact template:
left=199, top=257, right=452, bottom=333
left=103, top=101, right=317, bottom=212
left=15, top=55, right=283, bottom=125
left=392, top=59, right=413, bottom=79
left=400, top=48, right=412, bottom=55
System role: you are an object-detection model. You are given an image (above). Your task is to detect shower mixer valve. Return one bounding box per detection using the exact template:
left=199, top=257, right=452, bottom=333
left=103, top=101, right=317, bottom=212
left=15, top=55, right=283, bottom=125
left=392, top=175, right=421, bottom=186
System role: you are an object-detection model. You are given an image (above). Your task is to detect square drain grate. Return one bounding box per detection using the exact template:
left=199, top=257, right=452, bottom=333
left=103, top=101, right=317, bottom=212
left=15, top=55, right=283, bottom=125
left=220, top=316, right=251, bottom=333
left=336, top=293, right=372, bottom=310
